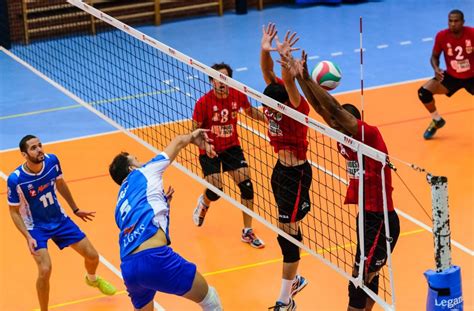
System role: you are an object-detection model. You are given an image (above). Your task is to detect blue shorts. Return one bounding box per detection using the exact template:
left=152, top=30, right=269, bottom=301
left=29, top=217, right=86, bottom=251
left=121, top=246, right=197, bottom=309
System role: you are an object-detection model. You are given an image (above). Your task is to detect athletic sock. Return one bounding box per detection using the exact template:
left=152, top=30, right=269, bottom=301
left=87, top=274, right=97, bottom=282
left=243, top=227, right=252, bottom=234
left=277, top=278, right=293, bottom=304
left=430, top=111, right=442, bottom=121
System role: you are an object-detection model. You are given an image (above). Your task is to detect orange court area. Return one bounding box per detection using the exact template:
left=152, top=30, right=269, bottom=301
left=0, top=80, right=472, bottom=310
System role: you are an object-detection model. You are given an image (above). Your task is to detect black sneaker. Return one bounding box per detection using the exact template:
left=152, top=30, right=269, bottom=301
left=423, top=118, right=446, bottom=140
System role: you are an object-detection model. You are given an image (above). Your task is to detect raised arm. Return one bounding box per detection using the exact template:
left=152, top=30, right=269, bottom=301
left=260, top=23, right=278, bottom=85
left=164, top=129, right=216, bottom=162
left=275, top=31, right=301, bottom=108
left=284, top=50, right=358, bottom=135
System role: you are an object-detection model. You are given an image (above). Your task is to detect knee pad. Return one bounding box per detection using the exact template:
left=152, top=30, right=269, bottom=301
left=277, top=231, right=302, bottom=263
left=418, top=87, right=434, bottom=104
left=205, top=188, right=222, bottom=202
left=348, top=281, right=367, bottom=309
left=238, top=179, right=254, bottom=200
left=199, top=286, right=223, bottom=311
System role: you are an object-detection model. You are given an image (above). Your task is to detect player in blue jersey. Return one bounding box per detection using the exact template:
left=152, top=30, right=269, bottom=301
left=109, top=128, right=222, bottom=311
left=7, top=135, right=116, bottom=311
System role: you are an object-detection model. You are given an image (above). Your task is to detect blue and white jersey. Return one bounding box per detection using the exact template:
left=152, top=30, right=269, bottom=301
left=115, top=152, right=172, bottom=259
left=7, top=154, right=68, bottom=230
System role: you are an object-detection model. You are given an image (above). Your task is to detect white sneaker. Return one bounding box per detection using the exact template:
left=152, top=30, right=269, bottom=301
left=193, top=195, right=209, bottom=227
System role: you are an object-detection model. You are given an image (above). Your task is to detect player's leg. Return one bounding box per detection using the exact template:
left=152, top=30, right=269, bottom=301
left=53, top=218, right=116, bottom=295
left=419, top=73, right=461, bottom=139
left=193, top=154, right=223, bottom=226
left=28, top=226, right=54, bottom=311
left=270, top=161, right=311, bottom=308
left=122, top=245, right=222, bottom=310
left=224, top=147, right=264, bottom=248
left=32, top=249, right=52, bottom=311
left=462, top=76, right=474, bottom=95
left=183, top=271, right=222, bottom=310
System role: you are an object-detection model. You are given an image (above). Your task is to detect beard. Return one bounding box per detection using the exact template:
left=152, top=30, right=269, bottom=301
left=28, top=153, right=44, bottom=164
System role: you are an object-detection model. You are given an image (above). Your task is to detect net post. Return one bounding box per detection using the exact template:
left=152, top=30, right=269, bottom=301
left=424, top=175, right=464, bottom=310
left=429, top=175, right=451, bottom=271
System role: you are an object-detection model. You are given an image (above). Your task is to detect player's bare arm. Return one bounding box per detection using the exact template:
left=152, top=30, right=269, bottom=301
left=291, top=54, right=357, bottom=135
left=56, top=178, right=96, bottom=222
left=430, top=50, right=444, bottom=81
left=275, top=30, right=301, bottom=108
left=164, top=128, right=216, bottom=162
left=280, top=50, right=339, bottom=126
left=260, top=22, right=278, bottom=85
left=9, top=204, right=38, bottom=255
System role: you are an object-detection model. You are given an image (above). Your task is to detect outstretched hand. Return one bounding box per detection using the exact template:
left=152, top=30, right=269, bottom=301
left=191, top=129, right=217, bottom=158
left=75, top=209, right=96, bottom=222
left=278, top=50, right=308, bottom=79
left=261, top=22, right=278, bottom=52
left=275, top=30, right=300, bottom=57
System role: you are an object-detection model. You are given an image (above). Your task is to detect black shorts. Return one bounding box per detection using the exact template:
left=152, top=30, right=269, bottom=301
left=438, top=72, right=474, bottom=97
left=199, top=146, right=248, bottom=177
left=355, top=211, right=400, bottom=274
left=271, top=160, right=312, bottom=223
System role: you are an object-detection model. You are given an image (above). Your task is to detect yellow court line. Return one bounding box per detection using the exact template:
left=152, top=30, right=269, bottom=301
left=1, top=89, right=177, bottom=121
left=32, top=290, right=127, bottom=310
left=32, top=228, right=427, bottom=310
left=0, top=104, right=81, bottom=120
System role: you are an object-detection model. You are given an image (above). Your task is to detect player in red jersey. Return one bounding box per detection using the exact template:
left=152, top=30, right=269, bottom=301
left=280, top=47, right=400, bottom=311
left=192, top=62, right=267, bottom=248
left=418, top=9, right=474, bottom=139
left=261, top=23, right=311, bottom=311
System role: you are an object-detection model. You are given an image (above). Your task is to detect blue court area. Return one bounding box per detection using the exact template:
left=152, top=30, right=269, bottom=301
left=0, top=0, right=472, bottom=149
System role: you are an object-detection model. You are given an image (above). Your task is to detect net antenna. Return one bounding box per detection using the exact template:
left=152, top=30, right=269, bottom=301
left=5, top=1, right=399, bottom=309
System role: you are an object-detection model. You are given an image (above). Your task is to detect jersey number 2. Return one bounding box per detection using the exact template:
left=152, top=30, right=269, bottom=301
left=39, top=192, right=54, bottom=208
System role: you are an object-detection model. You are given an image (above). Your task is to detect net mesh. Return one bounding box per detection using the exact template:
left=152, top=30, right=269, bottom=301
left=5, top=1, right=395, bottom=309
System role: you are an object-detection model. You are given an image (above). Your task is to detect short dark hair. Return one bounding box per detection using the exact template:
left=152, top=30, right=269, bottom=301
left=210, top=62, right=233, bottom=79
left=19, top=135, right=37, bottom=153
left=109, top=152, right=131, bottom=185
left=342, top=103, right=362, bottom=120
left=263, top=83, right=289, bottom=104
left=449, top=9, right=464, bottom=21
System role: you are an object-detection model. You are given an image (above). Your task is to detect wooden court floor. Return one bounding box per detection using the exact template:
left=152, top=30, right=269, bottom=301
left=0, top=81, right=472, bottom=310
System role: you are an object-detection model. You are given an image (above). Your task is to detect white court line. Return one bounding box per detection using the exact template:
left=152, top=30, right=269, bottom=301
left=307, top=55, right=320, bottom=60
left=400, top=41, right=412, bottom=45
left=354, top=48, right=366, bottom=53
left=235, top=67, right=248, bottom=72
left=422, top=37, right=433, bottom=42
left=396, top=209, right=473, bottom=256
left=377, top=44, right=389, bottom=49
left=331, top=51, right=343, bottom=56
left=0, top=170, right=7, bottom=180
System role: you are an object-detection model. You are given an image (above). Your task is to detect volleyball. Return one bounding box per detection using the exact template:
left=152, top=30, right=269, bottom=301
left=311, top=60, right=342, bottom=91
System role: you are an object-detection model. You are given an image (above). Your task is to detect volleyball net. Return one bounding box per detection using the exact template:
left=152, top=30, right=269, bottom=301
left=5, top=1, right=398, bottom=309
